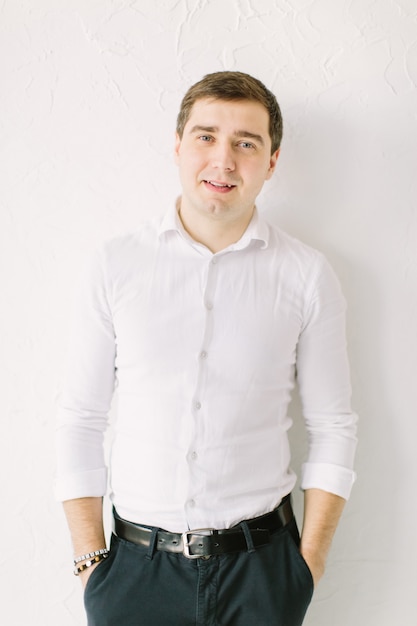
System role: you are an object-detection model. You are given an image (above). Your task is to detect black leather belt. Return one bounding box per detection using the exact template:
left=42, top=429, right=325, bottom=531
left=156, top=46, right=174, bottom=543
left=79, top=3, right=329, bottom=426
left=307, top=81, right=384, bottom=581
left=113, top=495, right=294, bottom=559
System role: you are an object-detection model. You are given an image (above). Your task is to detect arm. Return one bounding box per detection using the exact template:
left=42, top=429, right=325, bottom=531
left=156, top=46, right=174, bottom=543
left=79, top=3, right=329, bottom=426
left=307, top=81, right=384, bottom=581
left=300, top=488, right=345, bottom=587
left=63, top=497, right=106, bottom=588
left=55, top=248, right=116, bottom=582
left=296, top=256, right=357, bottom=584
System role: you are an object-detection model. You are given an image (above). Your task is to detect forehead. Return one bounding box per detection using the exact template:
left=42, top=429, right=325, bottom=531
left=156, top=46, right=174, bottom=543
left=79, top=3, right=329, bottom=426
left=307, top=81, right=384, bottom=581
left=185, top=98, right=270, bottom=136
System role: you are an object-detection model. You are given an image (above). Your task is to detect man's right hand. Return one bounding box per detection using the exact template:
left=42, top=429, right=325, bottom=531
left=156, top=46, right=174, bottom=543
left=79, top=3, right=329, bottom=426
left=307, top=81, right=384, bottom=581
left=79, top=560, right=102, bottom=590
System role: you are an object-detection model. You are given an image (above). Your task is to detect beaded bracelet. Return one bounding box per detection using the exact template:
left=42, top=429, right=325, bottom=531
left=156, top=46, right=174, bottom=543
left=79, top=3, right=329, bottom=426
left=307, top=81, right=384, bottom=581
left=73, top=553, right=109, bottom=576
left=74, top=548, right=109, bottom=565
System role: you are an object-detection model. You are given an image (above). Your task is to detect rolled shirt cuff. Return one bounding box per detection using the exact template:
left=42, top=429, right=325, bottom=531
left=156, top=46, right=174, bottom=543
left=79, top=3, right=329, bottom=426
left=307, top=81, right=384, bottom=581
left=301, top=462, right=356, bottom=500
left=54, top=467, right=108, bottom=502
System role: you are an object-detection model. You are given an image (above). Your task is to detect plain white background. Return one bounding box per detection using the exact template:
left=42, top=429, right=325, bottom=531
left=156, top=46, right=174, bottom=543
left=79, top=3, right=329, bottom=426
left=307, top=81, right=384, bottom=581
left=1, top=1, right=416, bottom=624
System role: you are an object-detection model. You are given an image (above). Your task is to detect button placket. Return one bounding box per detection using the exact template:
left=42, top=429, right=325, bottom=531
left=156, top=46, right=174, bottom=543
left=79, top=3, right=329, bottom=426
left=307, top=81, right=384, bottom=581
left=192, top=256, right=217, bottom=420
left=185, top=257, right=219, bottom=527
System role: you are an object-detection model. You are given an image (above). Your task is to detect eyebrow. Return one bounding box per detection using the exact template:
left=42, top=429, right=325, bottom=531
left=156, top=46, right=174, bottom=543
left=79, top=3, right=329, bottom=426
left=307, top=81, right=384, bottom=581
left=189, top=125, right=265, bottom=146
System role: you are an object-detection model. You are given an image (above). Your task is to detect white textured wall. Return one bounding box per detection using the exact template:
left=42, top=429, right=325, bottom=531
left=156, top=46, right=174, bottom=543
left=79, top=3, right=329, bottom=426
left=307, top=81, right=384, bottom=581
left=1, top=1, right=416, bottom=624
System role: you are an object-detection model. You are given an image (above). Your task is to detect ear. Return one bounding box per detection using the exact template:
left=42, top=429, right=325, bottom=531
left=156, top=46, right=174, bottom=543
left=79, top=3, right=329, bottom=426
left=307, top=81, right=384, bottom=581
left=265, top=148, right=280, bottom=180
left=174, top=132, right=181, bottom=165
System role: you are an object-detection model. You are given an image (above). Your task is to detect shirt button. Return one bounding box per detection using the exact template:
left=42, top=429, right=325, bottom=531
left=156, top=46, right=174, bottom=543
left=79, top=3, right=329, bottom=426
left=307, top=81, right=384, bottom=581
left=189, top=499, right=196, bottom=508
left=190, top=451, right=198, bottom=461
left=211, top=258, right=218, bottom=265
left=200, top=351, right=208, bottom=359
left=205, top=301, right=213, bottom=310
left=195, top=401, right=202, bottom=410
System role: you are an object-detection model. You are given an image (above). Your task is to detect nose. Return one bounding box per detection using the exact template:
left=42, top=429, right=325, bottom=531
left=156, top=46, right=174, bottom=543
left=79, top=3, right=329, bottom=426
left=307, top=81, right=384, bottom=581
left=211, top=141, right=235, bottom=171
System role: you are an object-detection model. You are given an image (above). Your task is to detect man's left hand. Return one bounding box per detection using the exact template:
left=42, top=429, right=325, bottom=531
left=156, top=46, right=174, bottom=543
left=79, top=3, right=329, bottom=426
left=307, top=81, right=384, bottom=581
left=300, top=548, right=326, bottom=587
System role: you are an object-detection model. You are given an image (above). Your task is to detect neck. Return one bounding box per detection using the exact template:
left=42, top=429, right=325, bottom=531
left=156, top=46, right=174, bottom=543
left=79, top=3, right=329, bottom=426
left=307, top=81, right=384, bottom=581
left=177, top=200, right=254, bottom=254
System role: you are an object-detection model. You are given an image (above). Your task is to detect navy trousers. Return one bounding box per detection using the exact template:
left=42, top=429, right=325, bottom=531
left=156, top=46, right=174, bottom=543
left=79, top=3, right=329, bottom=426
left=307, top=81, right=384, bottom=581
left=84, top=517, right=313, bottom=626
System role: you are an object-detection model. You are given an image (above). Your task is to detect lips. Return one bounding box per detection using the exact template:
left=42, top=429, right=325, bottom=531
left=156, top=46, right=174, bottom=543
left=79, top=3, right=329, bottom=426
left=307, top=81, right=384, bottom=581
left=203, top=180, right=237, bottom=192
left=207, top=181, right=234, bottom=188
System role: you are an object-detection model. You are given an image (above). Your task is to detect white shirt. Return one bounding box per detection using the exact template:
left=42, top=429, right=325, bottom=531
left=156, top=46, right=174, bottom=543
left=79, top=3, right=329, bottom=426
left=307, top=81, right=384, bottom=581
left=55, top=207, right=357, bottom=532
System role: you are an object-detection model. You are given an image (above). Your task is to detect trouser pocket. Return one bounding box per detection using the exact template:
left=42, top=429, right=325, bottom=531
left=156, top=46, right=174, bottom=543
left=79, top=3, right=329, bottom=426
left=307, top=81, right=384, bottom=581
left=283, top=518, right=315, bottom=597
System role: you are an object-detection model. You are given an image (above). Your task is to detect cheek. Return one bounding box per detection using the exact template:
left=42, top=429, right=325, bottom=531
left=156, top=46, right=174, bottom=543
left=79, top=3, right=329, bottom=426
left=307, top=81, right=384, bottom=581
left=180, top=151, right=202, bottom=170
left=178, top=158, right=200, bottom=186
left=246, top=165, right=270, bottom=187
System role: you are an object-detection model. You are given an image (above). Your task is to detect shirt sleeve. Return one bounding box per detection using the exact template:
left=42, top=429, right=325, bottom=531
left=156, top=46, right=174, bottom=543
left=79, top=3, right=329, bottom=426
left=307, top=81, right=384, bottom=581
left=54, top=247, right=116, bottom=501
left=297, top=254, right=358, bottom=500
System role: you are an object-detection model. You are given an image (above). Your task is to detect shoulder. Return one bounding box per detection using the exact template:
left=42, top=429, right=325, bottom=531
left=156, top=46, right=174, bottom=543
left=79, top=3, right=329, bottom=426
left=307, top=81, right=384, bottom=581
left=262, top=219, right=344, bottom=304
left=82, top=216, right=164, bottom=292
left=95, top=216, right=162, bottom=269
left=264, top=220, right=326, bottom=275
left=102, top=215, right=163, bottom=258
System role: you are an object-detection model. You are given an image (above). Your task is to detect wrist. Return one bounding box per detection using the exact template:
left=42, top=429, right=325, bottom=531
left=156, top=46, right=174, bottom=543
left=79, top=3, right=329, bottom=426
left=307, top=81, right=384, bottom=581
left=73, top=552, right=109, bottom=576
left=74, top=548, right=109, bottom=565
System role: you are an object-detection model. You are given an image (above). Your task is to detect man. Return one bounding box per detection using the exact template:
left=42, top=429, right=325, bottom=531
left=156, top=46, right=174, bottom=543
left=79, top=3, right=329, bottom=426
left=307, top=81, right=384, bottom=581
left=55, top=71, right=357, bottom=626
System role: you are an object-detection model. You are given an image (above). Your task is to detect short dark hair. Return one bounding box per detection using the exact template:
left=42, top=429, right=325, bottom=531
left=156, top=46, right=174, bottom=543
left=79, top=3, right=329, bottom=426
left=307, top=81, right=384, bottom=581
left=176, top=71, right=283, bottom=153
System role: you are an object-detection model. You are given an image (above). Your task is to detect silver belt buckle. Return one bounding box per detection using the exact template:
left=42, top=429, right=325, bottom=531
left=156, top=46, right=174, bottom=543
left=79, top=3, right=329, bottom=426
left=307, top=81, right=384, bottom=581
left=181, top=528, right=215, bottom=559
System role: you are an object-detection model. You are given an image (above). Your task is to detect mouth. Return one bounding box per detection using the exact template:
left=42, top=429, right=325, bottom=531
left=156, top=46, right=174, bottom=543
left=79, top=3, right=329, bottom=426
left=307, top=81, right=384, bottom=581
left=203, top=180, right=237, bottom=193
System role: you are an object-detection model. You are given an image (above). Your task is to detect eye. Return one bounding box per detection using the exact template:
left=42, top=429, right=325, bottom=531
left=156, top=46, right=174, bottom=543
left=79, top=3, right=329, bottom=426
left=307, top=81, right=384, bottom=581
left=198, top=135, right=213, bottom=142
left=238, top=141, right=255, bottom=149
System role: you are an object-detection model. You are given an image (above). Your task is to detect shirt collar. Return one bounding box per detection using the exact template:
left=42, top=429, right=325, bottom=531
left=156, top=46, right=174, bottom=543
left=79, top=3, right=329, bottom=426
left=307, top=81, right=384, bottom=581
left=158, top=201, right=269, bottom=252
